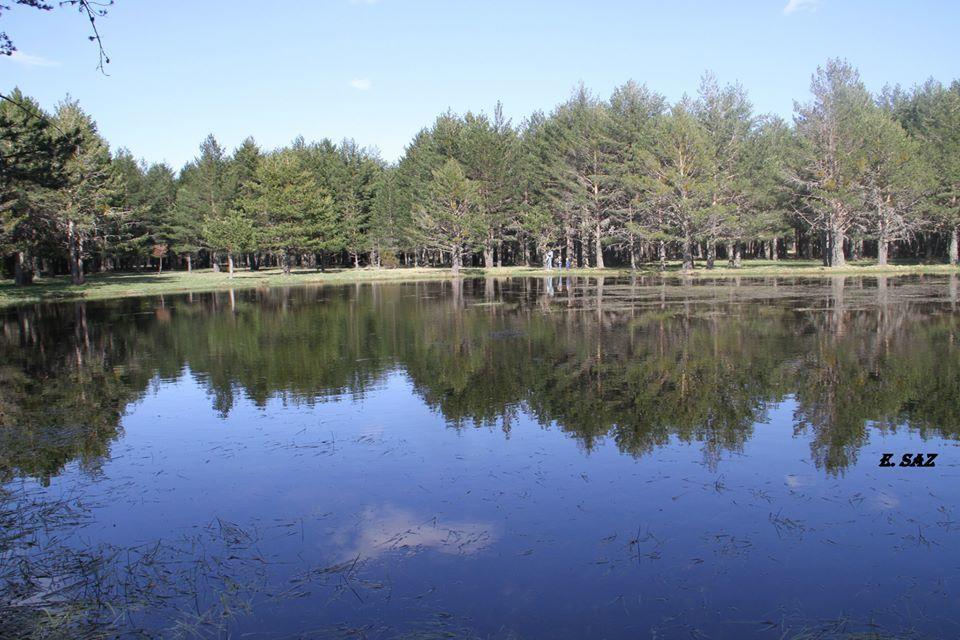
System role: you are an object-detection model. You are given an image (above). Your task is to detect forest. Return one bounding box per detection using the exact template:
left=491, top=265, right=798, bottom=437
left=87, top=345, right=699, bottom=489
left=2, top=58, right=960, bottom=285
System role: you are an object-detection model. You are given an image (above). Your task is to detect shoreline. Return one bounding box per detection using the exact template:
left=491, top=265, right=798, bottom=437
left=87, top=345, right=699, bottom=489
left=1, top=261, right=957, bottom=308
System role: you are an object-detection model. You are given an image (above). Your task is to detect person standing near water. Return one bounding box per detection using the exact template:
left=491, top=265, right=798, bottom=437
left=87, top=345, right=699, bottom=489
left=545, top=249, right=554, bottom=270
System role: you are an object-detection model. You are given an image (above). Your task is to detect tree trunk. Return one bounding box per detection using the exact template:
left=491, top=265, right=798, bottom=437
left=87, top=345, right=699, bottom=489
left=157, top=257, right=163, bottom=274
left=950, top=226, right=959, bottom=266
left=68, top=220, right=85, bottom=285
left=580, top=226, right=590, bottom=267
left=451, top=244, right=462, bottom=275
left=483, top=228, right=495, bottom=269
left=283, top=252, right=292, bottom=275
left=658, top=240, right=666, bottom=272
left=878, top=213, right=890, bottom=266
left=14, top=251, right=33, bottom=286
left=186, top=254, right=193, bottom=272
left=706, top=242, right=715, bottom=270
left=594, top=220, right=604, bottom=269
left=227, top=253, right=235, bottom=277
left=829, top=220, right=846, bottom=267
left=211, top=251, right=220, bottom=272
left=682, top=224, right=694, bottom=271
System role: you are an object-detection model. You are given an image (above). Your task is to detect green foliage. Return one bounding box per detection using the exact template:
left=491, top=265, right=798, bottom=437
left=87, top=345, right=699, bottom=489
left=637, top=102, right=715, bottom=267
left=47, top=98, right=117, bottom=282
left=242, top=148, right=335, bottom=263
left=737, top=116, right=795, bottom=242
left=202, top=209, right=255, bottom=256
left=169, top=134, right=231, bottom=259
left=0, top=89, right=74, bottom=275
left=791, top=59, right=877, bottom=265
left=415, top=158, right=483, bottom=271
left=890, top=80, right=960, bottom=231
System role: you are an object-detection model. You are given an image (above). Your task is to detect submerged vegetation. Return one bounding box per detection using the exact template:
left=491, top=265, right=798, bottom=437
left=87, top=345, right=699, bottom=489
left=3, top=61, right=960, bottom=287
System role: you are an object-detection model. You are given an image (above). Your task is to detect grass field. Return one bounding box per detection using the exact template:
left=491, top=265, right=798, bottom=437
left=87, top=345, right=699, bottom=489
left=1, top=260, right=957, bottom=307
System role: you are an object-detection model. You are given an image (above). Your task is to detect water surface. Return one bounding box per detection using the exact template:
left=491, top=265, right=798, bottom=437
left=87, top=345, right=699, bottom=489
left=2, top=275, right=959, bottom=639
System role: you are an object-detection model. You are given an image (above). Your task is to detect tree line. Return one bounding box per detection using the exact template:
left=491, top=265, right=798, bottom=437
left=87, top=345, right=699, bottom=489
left=2, top=58, right=960, bottom=285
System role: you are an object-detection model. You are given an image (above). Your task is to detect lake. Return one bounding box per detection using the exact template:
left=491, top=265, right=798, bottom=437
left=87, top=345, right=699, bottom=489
left=2, top=275, right=959, bottom=639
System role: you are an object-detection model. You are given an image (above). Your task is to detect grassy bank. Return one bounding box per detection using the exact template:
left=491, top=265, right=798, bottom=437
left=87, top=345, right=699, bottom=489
left=1, top=260, right=957, bottom=307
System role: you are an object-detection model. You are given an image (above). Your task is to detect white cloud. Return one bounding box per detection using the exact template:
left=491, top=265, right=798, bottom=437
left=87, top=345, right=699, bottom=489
left=784, top=474, right=813, bottom=488
left=874, top=492, right=900, bottom=510
left=349, top=78, right=372, bottom=91
left=331, top=505, right=495, bottom=562
left=783, top=0, right=818, bottom=14
left=3, top=51, right=60, bottom=67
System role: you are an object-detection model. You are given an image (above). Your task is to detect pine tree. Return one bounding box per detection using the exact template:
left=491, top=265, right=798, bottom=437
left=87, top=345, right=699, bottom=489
left=242, top=149, right=334, bottom=274
left=608, top=81, right=667, bottom=268
left=694, top=73, right=754, bottom=268
left=415, top=158, right=482, bottom=274
left=460, top=104, right=519, bottom=267
left=171, top=134, right=231, bottom=270
left=860, top=104, right=930, bottom=265
left=791, top=59, right=873, bottom=267
left=892, top=80, right=960, bottom=264
left=637, top=102, right=715, bottom=271
left=335, top=139, right=383, bottom=268
left=0, top=88, right=73, bottom=285
left=49, top=98, right=117, bottom=284
left=550, top=86, right=617, bottom=267
left=740, top=117, right=796, bottom=263
left=202, top=209, right=254, bottom=276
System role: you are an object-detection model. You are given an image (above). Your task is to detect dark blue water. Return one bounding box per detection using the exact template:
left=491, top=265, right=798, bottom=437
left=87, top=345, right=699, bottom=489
left=2, top=275, right=958, bottom=639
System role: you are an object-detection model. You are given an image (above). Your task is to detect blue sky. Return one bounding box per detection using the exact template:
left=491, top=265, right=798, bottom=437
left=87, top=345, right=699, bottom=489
left=2, top=0, right=957, bottom=169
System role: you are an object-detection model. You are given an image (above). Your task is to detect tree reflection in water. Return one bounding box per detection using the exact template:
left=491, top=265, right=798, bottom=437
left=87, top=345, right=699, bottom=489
left=2, top=275, right=957, bottom=480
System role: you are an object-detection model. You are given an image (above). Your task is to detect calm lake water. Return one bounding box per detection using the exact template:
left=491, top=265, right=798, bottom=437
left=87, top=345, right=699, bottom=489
left=2, top=275, right=959, bottom=639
